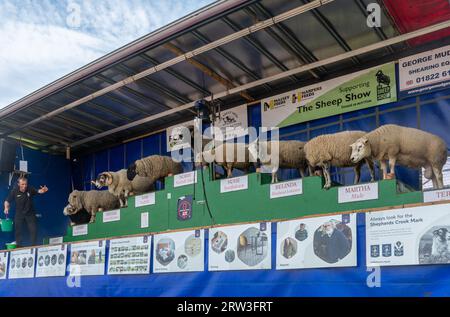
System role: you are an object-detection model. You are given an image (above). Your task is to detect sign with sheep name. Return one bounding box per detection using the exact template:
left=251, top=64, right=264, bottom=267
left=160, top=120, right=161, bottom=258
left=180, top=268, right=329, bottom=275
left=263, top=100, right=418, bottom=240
left=338, top=182, right=378, bottom=204
left=9, top=248, right=36, bottom=279
left=72, top=224, right=88, bottom=236
left=213, top=104, right=248, bottom=141
left=49, top=236, right=64, bottom=245
left=166, top=120, right=194, bottom=152
left=36, top=244, right=67, bottom=277
left=220, top=175, right=248, bottom=193
left=0, top=252, right=9, bottom=280
left=270, top=179, right=303, bottom=199
left=398, top=44, right=450, bottom=99
left=366, top=203, right=450, bottom=267
left=141, top=212, right=149, bottom=229
left=209, top=223, right=271, bottom=271
left=102, top=209, right=121, bottom=223
left=174, top=171, right=197, bottom=187
left=423, top=189, right=450, bottom=203
left=108, top=236, right=151, bottom=275
left=69, top=240, right=106, bottom=276
left=276, top=213, right=357, bottom=270
left=135, top=192, right=156, bottom=208
left=153, top=230, right=204, bottom=273
left=261, top=63, right=396, bottom=128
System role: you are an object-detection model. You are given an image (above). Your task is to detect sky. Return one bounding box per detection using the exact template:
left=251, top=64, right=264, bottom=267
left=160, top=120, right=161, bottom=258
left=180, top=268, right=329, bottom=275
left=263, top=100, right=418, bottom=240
left=0, top=0, right=215, bottom=109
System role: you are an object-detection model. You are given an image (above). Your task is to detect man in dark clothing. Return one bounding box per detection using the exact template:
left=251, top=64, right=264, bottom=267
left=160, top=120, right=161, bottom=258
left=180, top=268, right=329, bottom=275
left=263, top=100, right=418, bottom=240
left=3, top=177, right=49, bottom=247
left=314, top=221, right=351, bottom=264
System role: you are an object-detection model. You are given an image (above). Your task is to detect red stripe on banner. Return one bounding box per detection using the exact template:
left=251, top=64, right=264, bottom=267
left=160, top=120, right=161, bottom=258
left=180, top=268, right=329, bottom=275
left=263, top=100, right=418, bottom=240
left=383, top=0, right=450, bottom=46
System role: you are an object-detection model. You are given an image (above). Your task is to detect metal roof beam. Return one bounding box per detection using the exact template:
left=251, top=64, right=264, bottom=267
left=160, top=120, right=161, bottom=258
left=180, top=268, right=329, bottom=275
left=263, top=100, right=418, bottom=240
left=68, top=20, right=450, bottom=147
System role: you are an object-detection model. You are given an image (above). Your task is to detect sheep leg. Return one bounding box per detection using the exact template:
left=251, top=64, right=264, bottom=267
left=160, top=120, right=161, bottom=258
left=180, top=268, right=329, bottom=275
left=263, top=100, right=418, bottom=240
left=226, top=164, right=233, bottom=178
left=380, top=160, right=388, bottom=179
left=124, top=190, right=130, bottom=207
left=432, top=166, right=444, bottom=189
left=271, top=171, right=276, bottom=183
left=365, top=159, right=376, bottom=182
left=70, top=222, right=75, bottom=227
left=308, top=165, right=314, bottom=177
left=299, top=167, right=306, bottom=178
left=353, top=163, right=362, bottom=184
left=89, top=208, right=97, bottom=223
left=388, top=156, right=397, bottom=178
left=322, top=162, right=332, bottom=189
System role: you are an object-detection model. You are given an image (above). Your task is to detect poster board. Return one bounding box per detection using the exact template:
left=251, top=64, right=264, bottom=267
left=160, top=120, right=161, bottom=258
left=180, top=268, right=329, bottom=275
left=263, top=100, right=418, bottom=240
left=9, top=248, right=36, bottom=279
left=36, top=244, right=67, bottom=277
left=0, top=252, right=9, bottom=280
left=108, top=236, right=151, bottom=275
left=69, top=240, right=106, bottom=276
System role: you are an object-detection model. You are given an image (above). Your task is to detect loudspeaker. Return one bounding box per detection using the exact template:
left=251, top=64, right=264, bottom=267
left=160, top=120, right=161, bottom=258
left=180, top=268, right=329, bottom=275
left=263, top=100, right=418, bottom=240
left=0, top=139, right=17, bottom=172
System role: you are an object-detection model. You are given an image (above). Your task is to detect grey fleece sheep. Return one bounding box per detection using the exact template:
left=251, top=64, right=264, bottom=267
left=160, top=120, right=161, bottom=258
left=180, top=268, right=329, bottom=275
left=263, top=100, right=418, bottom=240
left=304, top=131, right=376, bottom=189
left=67, top=190, right=120, bottom=223
left=93, top=169, right=154, bottom=207
left=127, top=155, right=183, bottom=182
left=249, top=140, right=308, bottom=183
left=349, top=124, right=447, bottom=189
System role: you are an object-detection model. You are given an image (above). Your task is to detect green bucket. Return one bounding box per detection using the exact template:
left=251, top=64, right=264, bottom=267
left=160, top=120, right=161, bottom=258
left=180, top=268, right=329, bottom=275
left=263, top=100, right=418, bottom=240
left=5, top=243, right=16, bottom=250
left=1, top=218, right=13, bottom=232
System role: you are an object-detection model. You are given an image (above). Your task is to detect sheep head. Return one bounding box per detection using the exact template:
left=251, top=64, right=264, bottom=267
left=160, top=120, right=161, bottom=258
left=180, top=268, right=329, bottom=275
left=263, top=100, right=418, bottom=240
left=63, top=204, right=78, bottom=216
left=95, top=172, right=113, bottom=188
left=350, top=137, right=371, bottom=163
left=68, top=190, right=83, bottom=212
left=127, top=162, right=137, bottom=181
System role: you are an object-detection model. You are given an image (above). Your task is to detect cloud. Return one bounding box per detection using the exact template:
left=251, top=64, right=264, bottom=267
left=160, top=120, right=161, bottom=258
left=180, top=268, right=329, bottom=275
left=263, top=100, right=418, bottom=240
left=0, top=0, right=215, bottom=108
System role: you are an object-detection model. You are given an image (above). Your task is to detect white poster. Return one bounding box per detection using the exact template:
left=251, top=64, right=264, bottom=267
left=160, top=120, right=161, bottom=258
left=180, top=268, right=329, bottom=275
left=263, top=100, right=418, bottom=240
left=399, top=45, right=450, bottom=98
left=424, top=189, right=450, bottom=203
left=102, top=209, right=121, bottom=223
left=9, top=248, right=36, bottom=279
left=135, top=192, right=156, bottom=208
left=69, top=240, right=106, bottom=276
left=72, top=224, right=88, bottom=236
left=366, top=203, right=450, bottom=267
left=108, top=236, right=151, bottom=275
left=49, top=237, right=64, bottom=245
left=0, top=252, right=9, bottom=280
left=209, top=223, right=271, bottom=271
left=166, top=120, right=194, bottom=151
left=276, top=214, right=357, bottom=270
left=36, top=245, right=67, bottom=277
left=174, top=171, right=197, bottom=188
left=220, top=175, right=248, bottom=193
left=153, top=229, right=204, bottom=273
left=338, top=182, right=378, bottom=204
left=214, top=104, right=248, bottom=141
left=270, top=179, right=303, bottom=199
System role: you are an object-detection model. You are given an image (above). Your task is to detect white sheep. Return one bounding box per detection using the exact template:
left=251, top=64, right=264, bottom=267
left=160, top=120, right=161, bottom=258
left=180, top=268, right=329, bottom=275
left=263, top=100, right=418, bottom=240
left=349, top=124, right=447, bottom=189
left=93, top=169, right=154, bottom=207
left=200, top=142, right=256, bottom=178
left=67, top=190, right=120, bottom=223
left=249, top=140, right=308, bottom=183
left=127, top=155, right=183, bottom=182
left=304, top=131, right=376, bottom=189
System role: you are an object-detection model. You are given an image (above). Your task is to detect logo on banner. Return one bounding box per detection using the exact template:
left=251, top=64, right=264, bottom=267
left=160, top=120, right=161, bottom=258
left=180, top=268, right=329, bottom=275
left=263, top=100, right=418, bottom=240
left=370, top=245, right=380, bottom=258
left=260, top=223, right=267, bottom=231
left=394, top=241, right=404, bottom=257
left=382, top=244, right=392, bottom=257
left=341, top=214, right=350, bottom=224
left=177, top=195, right=193, bottom=221
left=143, top=236, right=148, bottom=244
left=375, top=70, right=392, bottom=101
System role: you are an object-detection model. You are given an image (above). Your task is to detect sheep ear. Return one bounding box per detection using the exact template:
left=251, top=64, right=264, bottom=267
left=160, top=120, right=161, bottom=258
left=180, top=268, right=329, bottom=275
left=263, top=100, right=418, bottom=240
left=363, top=138, right=369, bottom=144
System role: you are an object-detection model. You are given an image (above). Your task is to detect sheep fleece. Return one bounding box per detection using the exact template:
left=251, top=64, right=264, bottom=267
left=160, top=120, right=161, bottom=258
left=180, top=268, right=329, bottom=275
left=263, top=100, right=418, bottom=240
left=69, top=190, right=120, bottom=213
left=259, top=140, right=307, bottom=169
left=135, top=155, right=183, bottom=182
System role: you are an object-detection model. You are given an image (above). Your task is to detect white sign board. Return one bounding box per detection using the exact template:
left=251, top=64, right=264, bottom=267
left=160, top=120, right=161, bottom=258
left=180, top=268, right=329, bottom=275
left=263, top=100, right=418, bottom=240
left=141, top=212, right=149, bottom=229
left=153, top=230, right=204, bottom=273
left=72, top=224, right=88, bottom=237
left=276, top=214, right=357, bottom=270
left=0, top=252, right=9, bottom=280
left=9, top=248, right=36, bottom=279
left=399, top=45, right=450, bottom=98
left=108, top=236, right=151, bottom=275
left=49, top=237, right=64, bottom=245
left=135, top=192, right=156, bottom=208
left=36, top=245, right=67, bottom=277
left=366, top=203, right=450, bottom=267
left=209, top=223, right=271, bottom=271
left=424, top=189, right=450, bottom=203
left=214, top=104, right=248, bottom=141
left=338, top=182, right=378, bottom=203
left=174, top=171, right=197, bottom=188
left=270, top=179, right=303, bottom=199
left=220, top=175, right=248, bottom=193
left=69, top=240, right=106, bottom=276
left=102, top=209, right=121, bottom=223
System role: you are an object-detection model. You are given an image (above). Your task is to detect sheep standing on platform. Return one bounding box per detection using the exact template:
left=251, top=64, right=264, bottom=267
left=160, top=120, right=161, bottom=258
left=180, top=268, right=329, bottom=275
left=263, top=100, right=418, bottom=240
left=93, top=169, right=154, bottom=207
left=304, top=131, right=376, bottom=189
left=67, top=190, right=120, bottom=223
left=127, top=155, right=183, bottom=183
left=249, top=140, right=308, bottom=183
left=349, top=124, right=447, bottom=189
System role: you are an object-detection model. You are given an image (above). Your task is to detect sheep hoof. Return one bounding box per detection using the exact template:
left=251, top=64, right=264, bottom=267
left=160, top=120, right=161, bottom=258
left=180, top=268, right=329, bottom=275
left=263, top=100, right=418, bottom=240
left=323, top=184, right=331, bottom=190
left=70, top=222, right=75, bottom=227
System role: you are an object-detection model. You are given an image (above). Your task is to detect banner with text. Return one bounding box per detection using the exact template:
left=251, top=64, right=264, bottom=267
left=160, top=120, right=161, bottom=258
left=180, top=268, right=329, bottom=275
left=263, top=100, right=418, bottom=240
left=366, top=203, right=450, bottom=267
left=108, top=236, right=151, bottom=275
left=261, top=63, right=396, bottom=128
left=36, top=244, right=67, bottom=277
left=0, top=252, right=8, bottom=280
left=276, top=213, right=357, bottom=270
left=9, top=248, right=36, bottom=279
left=69, top=240, right=106, bottom=276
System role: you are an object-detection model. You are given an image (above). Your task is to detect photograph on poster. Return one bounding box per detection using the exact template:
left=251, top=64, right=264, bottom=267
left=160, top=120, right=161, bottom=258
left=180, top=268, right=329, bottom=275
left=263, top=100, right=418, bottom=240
left=277, top=214, right=357, bottom=270
left=0, top=252, right=9, bottom=280
left=366, top=203, right=450, bottom=267
left=209, top=223, right=271, bottom=271
left=9, top=248, right=36, bottom=279
left=69, top=240, right=106, bottom=276
left=36, top=244, right=67, bottom=277
left=108, top=236, right=151, bottom=275
left=153, top=230, right=204, bottom=273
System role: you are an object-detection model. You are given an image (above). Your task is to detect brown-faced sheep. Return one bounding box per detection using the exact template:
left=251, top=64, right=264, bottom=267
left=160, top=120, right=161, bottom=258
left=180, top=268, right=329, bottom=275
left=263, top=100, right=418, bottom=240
left=67, top=190, right=120, bottom=223
left=304, top=131, right=376, bottom=189
left=249, top=140, right=308, bottom=183
left=127, top=155, right=183, bottom=182
left=93, top=169, right=154, bottom=207
left=349, top=124, right=447, bottom=189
